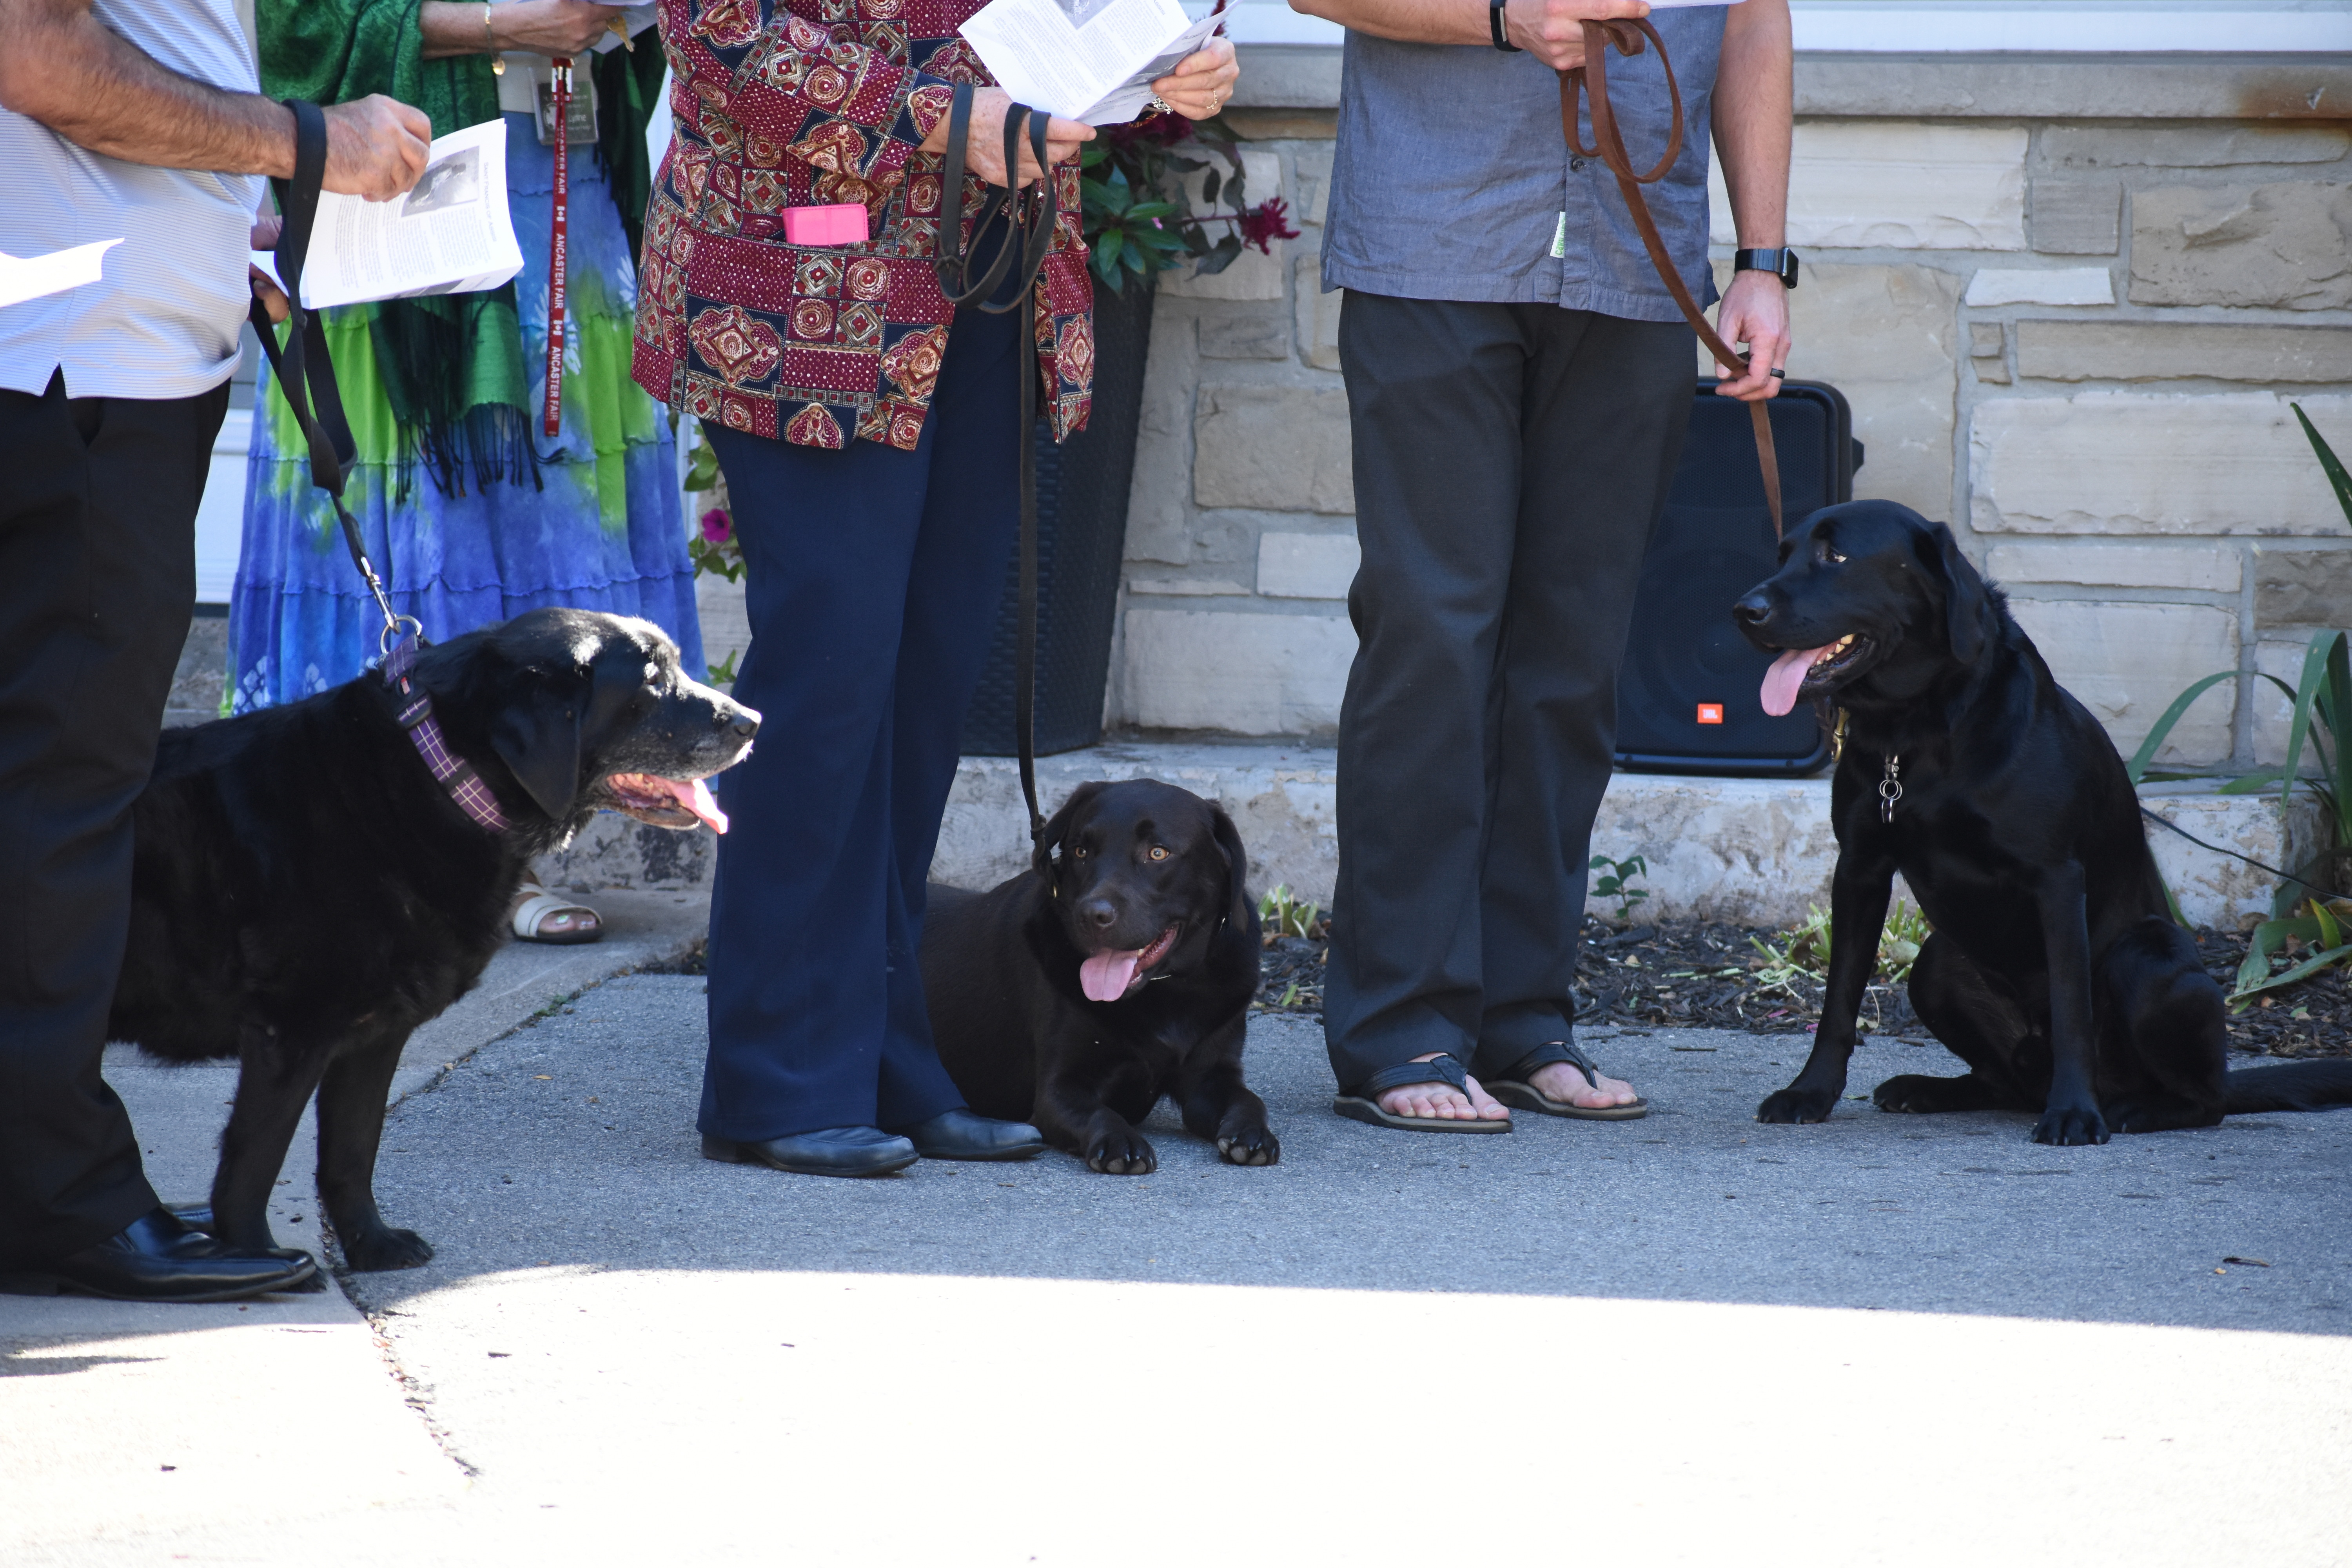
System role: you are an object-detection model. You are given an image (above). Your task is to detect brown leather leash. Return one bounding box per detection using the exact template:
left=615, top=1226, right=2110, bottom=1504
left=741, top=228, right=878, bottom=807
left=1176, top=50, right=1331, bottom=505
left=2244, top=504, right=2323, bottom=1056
left=1560, top=18, right=1782, bottom=539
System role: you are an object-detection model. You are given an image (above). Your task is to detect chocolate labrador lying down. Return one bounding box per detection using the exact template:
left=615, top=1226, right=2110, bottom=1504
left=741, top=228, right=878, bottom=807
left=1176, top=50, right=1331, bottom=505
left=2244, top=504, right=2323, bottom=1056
left=921, top=779, right=1278, bottom=1174
left=111, top=609, right=757, bottom=1269
left=1735, top=501, right=2352, bottom=1144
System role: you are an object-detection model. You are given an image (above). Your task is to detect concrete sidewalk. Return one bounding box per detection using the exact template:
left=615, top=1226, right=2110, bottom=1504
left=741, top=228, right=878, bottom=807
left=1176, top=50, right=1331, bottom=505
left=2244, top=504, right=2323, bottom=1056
left=9, top=955, right=2352, bottom=1565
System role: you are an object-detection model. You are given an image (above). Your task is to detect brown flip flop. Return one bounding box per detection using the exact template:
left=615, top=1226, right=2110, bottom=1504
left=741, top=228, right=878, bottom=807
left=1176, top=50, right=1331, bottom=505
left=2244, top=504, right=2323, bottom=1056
left=1484, top=1040, right=1648, bottom=1120
left=1332, top=1053, right=1513, bottom=1134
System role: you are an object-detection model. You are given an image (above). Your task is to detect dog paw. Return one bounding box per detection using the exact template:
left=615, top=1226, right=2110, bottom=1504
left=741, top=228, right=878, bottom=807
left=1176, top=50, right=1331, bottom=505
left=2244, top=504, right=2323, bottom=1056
left=1873, top=1075, right=1944, bottom=1114
left=2031, top=1104, right=2109, bottom=1147
left=340, top=1227, right=435, bottom=1272
left=1756, top=1086, right=1838, bottom=1124
left=1216, top=1124, right=1280, bottom=1166
left=1085, top=1132, right=1158, bottom=1176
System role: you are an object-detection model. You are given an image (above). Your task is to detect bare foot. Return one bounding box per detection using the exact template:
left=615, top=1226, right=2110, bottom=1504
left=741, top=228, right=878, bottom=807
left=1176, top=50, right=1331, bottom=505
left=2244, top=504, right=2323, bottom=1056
left=1376, top=1052, right=1511, bottom=1122
left=1527, top=1058, right=1639, bottom=1109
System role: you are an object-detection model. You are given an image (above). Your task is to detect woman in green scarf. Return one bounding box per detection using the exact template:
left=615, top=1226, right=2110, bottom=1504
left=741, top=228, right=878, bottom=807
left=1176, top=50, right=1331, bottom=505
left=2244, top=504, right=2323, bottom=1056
left=234, top=1, right=697, bottom=943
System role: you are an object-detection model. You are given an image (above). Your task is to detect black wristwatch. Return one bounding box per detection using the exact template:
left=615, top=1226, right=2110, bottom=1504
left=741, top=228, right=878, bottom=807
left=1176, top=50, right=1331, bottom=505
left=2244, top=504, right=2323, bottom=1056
left=1490, top=0, right=1519, bottom=52
left=1734, top=247, right=1800, bottom=290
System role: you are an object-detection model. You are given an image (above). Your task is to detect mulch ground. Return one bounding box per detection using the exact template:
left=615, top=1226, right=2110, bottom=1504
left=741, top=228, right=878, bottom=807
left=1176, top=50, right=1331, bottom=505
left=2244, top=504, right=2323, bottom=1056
left=1256, top=918, right=2352, bottom=1060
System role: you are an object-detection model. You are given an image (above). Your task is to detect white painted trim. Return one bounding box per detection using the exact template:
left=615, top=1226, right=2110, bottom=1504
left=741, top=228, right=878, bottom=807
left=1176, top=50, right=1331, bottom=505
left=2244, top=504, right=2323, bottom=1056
left=1198, top=0, right=2352, bottom=53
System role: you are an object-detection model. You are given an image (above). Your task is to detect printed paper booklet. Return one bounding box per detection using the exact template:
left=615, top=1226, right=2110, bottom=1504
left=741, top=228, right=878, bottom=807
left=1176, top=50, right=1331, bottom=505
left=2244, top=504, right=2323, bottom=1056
left=959, top=0, right=1223, bottom=127
left=252, top=120, right=523, bottom=310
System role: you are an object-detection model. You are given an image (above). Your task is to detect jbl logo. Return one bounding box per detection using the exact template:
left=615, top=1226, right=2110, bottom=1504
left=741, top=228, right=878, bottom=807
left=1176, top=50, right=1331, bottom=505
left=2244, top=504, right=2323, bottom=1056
left=1695, top=703, right=1724, bottom=725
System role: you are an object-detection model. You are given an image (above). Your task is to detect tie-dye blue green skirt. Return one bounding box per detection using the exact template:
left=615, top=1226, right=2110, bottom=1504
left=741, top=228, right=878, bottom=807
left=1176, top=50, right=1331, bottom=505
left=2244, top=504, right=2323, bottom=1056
left=230, top=111, right=701, bottom=711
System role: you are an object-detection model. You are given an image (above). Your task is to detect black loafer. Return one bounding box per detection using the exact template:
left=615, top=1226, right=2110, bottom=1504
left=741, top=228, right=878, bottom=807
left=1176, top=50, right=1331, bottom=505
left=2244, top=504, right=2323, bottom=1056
left=887, top=1108, right=1046, bottom=1161
left=702, top=1126, right=920, bottom=1178
left=0, top=1209, right=317, bottom=1303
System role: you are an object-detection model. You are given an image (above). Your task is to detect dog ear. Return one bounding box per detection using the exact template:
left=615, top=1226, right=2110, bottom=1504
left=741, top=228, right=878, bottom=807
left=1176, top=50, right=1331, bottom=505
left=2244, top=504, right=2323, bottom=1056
left=1030, top=781, right=1107, bottom=886
left=1925, top=523, right=1991, bottom=664
left=1209, top=801, right=1252, bottom=932
left=488, top=679, right=586, bottom=819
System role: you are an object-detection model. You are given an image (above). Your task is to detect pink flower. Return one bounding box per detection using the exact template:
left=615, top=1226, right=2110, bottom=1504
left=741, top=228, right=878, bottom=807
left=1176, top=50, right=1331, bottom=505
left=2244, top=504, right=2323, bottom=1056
left=1238, top=197, right=1301, bottom=254
left=699, top=507, right=732, bottom=544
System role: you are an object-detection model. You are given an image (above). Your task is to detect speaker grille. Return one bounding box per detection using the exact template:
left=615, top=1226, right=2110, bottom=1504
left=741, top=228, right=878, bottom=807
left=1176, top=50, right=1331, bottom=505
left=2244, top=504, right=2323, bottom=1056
left=1612, top=383, right=1855, bottom=775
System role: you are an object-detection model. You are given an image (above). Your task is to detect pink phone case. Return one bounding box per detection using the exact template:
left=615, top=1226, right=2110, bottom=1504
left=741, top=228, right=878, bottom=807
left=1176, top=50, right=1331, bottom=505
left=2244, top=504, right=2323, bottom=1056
left=781, top=204, right=869, bottom=246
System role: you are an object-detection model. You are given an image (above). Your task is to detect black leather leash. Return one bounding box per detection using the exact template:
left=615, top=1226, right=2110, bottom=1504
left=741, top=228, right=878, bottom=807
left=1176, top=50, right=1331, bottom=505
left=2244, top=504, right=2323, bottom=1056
left=933, top=83, right=1059, bottom=850
left=246, top=99, right=413, bottom=651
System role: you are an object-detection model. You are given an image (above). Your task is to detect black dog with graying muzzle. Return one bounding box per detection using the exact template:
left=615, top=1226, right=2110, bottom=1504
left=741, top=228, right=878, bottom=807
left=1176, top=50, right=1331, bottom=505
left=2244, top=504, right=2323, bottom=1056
left=1733, top=500, right=2352, bottom=1145
left=106, top=609, right=758, bottom=1274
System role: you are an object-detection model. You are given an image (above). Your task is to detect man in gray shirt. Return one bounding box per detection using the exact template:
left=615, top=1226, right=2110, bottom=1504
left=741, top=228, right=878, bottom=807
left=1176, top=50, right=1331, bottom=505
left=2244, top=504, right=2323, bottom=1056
left=0, top=0, right=425, bottom=1301
left=1297, top=0, right=1793, bottom=1130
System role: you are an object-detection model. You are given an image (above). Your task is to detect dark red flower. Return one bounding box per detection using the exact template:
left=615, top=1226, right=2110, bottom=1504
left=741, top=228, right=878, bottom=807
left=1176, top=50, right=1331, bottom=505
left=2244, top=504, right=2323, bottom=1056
left=1105, top=111, right=1194, bottom=152
left=1238, top=197, right=1301, bottom=254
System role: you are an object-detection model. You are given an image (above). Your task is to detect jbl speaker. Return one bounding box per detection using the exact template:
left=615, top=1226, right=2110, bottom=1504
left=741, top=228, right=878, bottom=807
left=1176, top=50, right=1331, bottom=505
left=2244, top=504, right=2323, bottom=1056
left=1612, top=379, right=1862, bottom=776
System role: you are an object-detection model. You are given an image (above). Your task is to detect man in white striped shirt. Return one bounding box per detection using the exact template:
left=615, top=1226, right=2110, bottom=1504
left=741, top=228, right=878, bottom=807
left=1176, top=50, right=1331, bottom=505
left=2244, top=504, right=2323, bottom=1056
left=0, top=0, right=428, bottom=1304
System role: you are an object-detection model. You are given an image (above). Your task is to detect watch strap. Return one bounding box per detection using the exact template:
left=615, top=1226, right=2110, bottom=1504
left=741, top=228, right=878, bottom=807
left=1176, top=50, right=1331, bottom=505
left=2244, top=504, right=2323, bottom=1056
left=1490, top=0, right=1519, bottom=52
left=1733, top=246, right=1799, bottom=289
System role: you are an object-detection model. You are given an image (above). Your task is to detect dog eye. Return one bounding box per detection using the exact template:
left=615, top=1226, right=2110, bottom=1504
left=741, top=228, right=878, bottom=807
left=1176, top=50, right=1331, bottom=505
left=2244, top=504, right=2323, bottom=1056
left=1148, top=846, right=1169, bottom=861
left=1071, top=847, right=1088, bottom=859
left=1827, top=549, right=1847, bottom=564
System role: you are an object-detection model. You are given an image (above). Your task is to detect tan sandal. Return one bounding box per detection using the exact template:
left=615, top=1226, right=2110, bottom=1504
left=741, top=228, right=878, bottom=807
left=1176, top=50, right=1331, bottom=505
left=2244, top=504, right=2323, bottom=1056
left=510, top=882, right=603, bottom=945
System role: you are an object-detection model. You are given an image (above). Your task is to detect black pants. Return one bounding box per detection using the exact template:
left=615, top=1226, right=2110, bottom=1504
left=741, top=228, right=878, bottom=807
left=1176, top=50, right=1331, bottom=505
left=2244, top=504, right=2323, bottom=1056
left=1323, top=294, right=1691, bottom=1093
left=0, top=370, right=227, bottom=1266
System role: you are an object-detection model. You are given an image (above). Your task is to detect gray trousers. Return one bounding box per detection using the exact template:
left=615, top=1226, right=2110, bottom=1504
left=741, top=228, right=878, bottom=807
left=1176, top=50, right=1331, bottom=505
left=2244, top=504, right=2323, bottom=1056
left=1323, top=292, right=1692, bottom=1093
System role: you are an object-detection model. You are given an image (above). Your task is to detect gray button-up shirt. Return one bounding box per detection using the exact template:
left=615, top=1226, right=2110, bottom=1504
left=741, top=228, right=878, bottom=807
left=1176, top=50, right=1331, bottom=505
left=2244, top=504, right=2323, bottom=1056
left=1321, top=11, right=1724, bottom=320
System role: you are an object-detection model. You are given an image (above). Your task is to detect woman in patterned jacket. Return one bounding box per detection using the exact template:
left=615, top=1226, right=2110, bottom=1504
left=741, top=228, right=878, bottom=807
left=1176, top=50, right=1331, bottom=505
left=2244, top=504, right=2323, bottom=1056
left=640, top=0, right=1238, bottom=1176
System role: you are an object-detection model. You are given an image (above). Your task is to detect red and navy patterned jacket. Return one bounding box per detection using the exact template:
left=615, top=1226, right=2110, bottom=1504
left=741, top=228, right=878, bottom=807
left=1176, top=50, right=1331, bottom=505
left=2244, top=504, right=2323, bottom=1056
left=632, top=0, right=1094, bottom=450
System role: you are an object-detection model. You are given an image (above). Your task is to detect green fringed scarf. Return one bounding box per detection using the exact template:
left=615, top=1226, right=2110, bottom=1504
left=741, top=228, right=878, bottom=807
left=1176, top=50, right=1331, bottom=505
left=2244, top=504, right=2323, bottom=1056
left=260, top=0, right=661, bottom=496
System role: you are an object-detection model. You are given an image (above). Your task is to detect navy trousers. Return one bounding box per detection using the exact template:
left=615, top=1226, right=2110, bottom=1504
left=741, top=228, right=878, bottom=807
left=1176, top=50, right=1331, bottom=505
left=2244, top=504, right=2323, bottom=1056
left=699, top=299, right=1022, bottom=1141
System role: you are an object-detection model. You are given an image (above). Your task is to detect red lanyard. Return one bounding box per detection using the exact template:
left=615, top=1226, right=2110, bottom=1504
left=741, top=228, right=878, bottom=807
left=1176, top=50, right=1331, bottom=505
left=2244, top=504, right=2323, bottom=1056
left=543, top=56, right=572, bottom=438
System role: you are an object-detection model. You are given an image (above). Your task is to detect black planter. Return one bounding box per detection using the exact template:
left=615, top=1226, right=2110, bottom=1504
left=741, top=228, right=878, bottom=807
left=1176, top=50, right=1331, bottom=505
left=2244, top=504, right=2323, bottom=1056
left=959, top=277, right=1156, bottom=757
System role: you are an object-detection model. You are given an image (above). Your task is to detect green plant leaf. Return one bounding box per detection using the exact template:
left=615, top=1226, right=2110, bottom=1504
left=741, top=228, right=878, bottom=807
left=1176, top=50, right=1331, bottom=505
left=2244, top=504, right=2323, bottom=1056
left=2291, top=402, right=2352, bottom=532
left=2236, top=915, right=2321, bottom=993
left=2230, top=938, right=2352, bottom=1005
left=2315, top=896, right=2344, bottom=951
left=2126, top=670, right=2236, bottom=784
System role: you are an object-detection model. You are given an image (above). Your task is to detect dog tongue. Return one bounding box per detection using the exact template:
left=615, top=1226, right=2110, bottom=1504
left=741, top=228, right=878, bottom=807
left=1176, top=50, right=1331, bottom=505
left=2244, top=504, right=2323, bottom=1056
left=1761, top=645, right=1831, bottom=718
left=664, top=776, right=730, bottom=834
left=1080, top=948, right=1143, bottom=1002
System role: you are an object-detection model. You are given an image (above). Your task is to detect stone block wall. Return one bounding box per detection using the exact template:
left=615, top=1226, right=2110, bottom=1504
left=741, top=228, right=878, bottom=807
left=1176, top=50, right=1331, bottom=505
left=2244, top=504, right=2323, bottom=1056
left=1109, top=48, right=2352, bottom=770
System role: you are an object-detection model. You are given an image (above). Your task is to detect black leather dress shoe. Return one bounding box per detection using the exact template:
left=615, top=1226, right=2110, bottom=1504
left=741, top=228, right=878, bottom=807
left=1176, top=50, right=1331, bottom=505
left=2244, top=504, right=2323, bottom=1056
left=701, top=1126, right=920, bottom=1178
left=888, top=1108, right=1046, bottom=1161
left=0, top=1209, right=317, bottom=1303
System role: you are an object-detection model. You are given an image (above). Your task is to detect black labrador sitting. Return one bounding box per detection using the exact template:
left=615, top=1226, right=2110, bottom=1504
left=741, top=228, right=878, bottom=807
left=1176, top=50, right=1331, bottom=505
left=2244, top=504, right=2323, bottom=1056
left=1734, top=500, right=2352, bottom=1145
left=111, top=609, right=758, bottom=1269
left=920, top=779, right=1278, bottom=1174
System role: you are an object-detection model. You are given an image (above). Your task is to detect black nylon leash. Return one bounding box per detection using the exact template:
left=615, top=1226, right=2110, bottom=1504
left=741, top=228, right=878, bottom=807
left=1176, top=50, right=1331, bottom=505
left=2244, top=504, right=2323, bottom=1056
left=246, top=99, right=412, bottom=651
left=934, top=84, right=1059, bottom=851
left=2140, top=803, right=2339, bottom=902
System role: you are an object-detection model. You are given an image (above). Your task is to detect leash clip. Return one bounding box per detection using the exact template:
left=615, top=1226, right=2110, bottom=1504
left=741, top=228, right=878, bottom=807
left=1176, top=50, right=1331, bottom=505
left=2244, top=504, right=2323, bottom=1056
left=1879, top=755, right=1903, bottom=824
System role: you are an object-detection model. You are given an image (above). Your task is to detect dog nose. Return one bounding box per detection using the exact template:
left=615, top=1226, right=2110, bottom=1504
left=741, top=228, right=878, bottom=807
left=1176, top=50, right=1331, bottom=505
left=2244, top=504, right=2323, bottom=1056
left=1733, top=592, right=1773, bottom=628
left=723, top=703, right=760, bottom=737
left=731, top=715, right=759, bottom=738
left=1077, top=898, right=1118, bottom=929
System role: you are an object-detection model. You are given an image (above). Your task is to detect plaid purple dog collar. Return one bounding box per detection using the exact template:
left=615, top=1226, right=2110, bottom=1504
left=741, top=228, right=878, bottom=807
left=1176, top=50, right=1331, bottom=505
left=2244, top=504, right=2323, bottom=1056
left=383, top=633, right=512, bottom=833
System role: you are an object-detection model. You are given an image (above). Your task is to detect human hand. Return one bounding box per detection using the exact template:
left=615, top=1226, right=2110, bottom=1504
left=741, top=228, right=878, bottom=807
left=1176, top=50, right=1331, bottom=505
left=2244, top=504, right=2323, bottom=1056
left=1149, top=36, right=1236, bottom=121
left=492, top=1, right=631, bottom=56
left=1710, top=267, right=1791, bottom=401
left=248, top=214, right=288, bottom=323
left=919, top=87, right=1095, bottom=188
left=1500, top=0, right=1651, bottom=74
left=319, top=94, right=431, bottom=200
